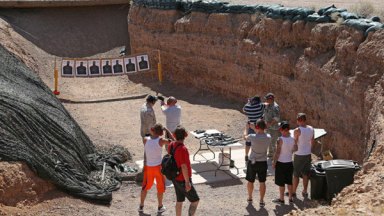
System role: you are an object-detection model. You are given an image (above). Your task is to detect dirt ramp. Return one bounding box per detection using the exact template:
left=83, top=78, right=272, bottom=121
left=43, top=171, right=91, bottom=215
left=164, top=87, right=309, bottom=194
left=0, top=4, right=130, bottom=57
left=0, top=162, right=55, bottom=206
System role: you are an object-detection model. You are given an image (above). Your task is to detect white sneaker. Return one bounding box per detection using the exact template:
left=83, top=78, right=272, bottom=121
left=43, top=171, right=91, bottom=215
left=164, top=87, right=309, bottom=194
left=158, top=205, right=166, bottom=213
left=138, top=205, right=144, bottom=212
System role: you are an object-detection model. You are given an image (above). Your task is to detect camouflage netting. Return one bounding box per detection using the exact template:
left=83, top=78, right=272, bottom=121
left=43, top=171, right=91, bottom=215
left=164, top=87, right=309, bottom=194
left=132, top=0, right=384, bottom=36
left=0, top=45, right=128, bottom=203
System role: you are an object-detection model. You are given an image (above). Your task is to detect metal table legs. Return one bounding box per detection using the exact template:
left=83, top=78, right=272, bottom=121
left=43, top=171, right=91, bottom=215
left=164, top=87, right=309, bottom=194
left=214, top=147, right=239, bottom=176
left=193, top=138, right=215, bottom=161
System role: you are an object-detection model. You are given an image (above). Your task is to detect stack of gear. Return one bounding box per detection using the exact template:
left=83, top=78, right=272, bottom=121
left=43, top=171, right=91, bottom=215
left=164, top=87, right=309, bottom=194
left=201, top=133, right=239, bottom=146
left=0, top=45, right=128, bottom=203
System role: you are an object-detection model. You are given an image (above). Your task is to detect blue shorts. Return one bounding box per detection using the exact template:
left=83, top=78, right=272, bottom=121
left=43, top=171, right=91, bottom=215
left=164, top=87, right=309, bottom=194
left=245, top=128, right=255, bottom=146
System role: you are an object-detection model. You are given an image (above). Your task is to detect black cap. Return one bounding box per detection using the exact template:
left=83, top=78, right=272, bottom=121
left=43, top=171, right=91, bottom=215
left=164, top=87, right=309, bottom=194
left=279, top=121, right=290, bottom=130
left=264, top=93, right=275, bottom=99
left=146, top=95, right=158, bottom=103
left=250, top=96, right=261, bottom=104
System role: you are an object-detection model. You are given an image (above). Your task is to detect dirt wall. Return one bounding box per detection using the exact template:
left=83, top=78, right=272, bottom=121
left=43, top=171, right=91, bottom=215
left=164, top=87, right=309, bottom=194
left=128, top=5, right=384, bottom=163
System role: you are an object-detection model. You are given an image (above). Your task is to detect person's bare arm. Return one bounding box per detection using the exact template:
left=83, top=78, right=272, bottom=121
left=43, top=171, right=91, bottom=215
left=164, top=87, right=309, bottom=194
left=180, top=164, right=191, bottom=192
left=293, top=128, right=300, bottom=152
left=243, top=123, right=249, bottom=140
left=164, top=127, right=175, bottom=141
left=310, top=129, right=315, bottom=150
left=272, top=138, right=282, bottom=168
left=159, top=138, right=170, bottom=147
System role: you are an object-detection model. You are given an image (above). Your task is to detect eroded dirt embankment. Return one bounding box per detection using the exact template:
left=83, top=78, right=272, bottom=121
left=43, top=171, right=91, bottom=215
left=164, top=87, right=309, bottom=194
left=128, top=5, right=384, bottom=163
left=128, top=5, right=384, bottom=214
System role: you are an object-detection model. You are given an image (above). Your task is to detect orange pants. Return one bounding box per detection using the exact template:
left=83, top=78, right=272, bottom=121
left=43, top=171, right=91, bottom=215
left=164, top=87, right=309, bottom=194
left=142, top=165, right=165, bottom=193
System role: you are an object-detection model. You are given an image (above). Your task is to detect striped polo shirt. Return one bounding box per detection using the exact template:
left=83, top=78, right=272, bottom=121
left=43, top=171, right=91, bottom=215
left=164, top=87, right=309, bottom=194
left=243, top=102, right=265, bottom=123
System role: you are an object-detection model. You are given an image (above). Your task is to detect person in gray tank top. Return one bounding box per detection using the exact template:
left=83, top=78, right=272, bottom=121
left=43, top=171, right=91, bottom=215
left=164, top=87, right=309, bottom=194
left=243, top=119, right=271, bottom=208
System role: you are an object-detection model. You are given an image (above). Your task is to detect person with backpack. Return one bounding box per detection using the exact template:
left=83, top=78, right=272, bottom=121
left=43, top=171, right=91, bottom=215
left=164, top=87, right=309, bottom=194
left=139, top=123, right=174, bottom=213
left=168, top=126, right=199, bottom=216
left=272, top=121, right=297, bottom=204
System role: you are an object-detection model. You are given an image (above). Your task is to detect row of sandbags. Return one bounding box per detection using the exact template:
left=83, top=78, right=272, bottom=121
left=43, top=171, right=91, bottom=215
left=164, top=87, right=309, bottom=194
left=133, top=0, right=384, bottom=35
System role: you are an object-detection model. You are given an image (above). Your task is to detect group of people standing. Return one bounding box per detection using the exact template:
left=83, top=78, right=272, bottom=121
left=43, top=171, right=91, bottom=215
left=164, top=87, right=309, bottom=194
left=139, top=95, right=199, bottom=216
left=137, top=92, right=314, bottom=214
left=243, top=93, right=314, bottom=207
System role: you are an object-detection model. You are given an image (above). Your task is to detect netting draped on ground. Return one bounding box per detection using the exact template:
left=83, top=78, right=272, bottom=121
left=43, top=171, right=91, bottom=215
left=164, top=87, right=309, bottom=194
left=0, top=45, right=126, bottom=203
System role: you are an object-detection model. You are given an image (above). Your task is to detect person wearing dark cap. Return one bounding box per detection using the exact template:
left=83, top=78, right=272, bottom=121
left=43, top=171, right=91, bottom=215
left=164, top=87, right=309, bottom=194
left=139, top=95, right=158, bottom=195
left=243, top=96, right=266, bottom=163
left=272, top=121, right=297, bottom=204
left=140, top=95, right=158, bottom=138
left=292, top=113, right=314, bottom=198
left=263, top=93, right=280, bottom=158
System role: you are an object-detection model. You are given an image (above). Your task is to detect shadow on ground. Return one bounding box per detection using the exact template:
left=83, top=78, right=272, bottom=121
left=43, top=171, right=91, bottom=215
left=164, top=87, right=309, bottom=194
left=129, top=74, right=244, bottom=111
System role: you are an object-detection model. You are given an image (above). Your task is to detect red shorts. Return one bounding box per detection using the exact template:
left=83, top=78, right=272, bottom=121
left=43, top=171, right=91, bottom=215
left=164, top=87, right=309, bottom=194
left=142, top=165, right=165, bottom=193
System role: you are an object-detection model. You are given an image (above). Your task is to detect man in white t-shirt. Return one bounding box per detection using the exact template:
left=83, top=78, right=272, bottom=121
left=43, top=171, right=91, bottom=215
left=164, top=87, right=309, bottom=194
left=160, top=96, right=181, bottom=136
left=292, top=113, right=314, bottom=198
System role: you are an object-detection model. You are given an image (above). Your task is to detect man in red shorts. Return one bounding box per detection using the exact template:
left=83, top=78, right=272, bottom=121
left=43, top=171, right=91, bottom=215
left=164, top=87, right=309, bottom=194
left=168, top=126, right=200, bottom=216
left=139, top=123, right=174, bottom=213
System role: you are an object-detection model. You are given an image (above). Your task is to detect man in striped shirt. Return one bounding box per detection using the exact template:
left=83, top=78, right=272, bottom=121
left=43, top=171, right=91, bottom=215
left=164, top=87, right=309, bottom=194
left=243, top=96, right=265, bottom=162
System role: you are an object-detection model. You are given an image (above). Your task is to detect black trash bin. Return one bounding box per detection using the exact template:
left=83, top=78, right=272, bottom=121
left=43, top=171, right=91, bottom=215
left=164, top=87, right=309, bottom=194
left=310, top=161, right=327, bottom=200
left=322, top=160, right=360, bottom=202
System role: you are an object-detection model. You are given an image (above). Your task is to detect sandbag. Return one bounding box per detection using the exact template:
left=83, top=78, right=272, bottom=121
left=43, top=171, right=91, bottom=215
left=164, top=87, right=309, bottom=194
left=323, top=8, right=347, bottom=16
left=371, top=16, right=381, bottom=22
left=318, top=4, right=336, bottom=16
left=306, top=13, right=321, bottom=22
left=340, top=11, right=359, bottom=20
left=343, top=19, right=375, bottom=32
left=365, top=23, right=384, bottom=36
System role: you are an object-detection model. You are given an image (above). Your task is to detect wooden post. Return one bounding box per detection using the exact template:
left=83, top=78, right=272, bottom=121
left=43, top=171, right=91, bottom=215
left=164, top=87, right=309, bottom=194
left=157, top=49, right=163, bottom=84
left=53, top=58, right=60, bottom=95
